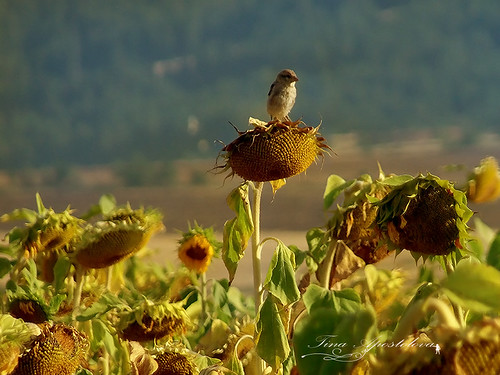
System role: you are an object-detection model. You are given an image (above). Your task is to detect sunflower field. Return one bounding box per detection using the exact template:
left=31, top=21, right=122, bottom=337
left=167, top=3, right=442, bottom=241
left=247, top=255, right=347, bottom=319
left=1, top=119, right=500, bottom=375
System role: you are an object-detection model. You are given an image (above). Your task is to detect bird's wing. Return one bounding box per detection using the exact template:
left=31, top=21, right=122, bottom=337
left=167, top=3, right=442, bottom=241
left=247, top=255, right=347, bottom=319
left=268, top=82, right=275, bottom=97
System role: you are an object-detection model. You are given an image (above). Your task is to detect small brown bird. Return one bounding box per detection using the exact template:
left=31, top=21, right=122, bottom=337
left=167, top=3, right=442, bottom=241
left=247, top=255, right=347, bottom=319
left=267, top=69, right=299, bottom=122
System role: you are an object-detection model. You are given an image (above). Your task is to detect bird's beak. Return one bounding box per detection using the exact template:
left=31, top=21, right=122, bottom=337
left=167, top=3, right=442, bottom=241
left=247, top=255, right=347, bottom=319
left=293, top=76, right=299, bottom=82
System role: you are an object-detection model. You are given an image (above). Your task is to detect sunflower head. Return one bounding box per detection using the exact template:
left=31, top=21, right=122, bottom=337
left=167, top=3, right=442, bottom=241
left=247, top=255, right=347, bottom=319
left=219, top=118, right=330, bottom=183
left=75, top=206, right=164, bottom=269
left=120, top=298, right=189, bottom=342
left=153, top=351, right=194, bottom=375
left=11, top=322, right=89, bottom=375
left=377, top=174, right=473, bottom=258
left=327, top=175, right=393, bottom=264
left=178, top=224, right=219, bottom=274
left=1, top=194, right=82, bottom=258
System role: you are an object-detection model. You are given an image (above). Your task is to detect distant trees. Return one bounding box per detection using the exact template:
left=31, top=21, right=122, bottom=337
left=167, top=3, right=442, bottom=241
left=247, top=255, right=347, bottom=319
left=1, top=0, right=499, bottom=169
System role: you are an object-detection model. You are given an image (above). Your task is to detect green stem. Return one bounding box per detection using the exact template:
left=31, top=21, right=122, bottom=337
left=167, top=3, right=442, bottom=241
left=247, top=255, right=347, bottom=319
left=200, top=272, right=208, bottom=321
left=251, top=181, right=264, bottom=314
left=445, top=260, right=466, bottom=328
left=251, top=181, right=267, bottom=375
left=72, top=265, right=85, bottom=320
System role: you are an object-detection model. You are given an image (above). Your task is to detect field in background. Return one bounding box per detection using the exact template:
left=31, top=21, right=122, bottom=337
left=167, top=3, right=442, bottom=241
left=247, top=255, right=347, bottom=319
left=1, top=146, right=499, bottom=291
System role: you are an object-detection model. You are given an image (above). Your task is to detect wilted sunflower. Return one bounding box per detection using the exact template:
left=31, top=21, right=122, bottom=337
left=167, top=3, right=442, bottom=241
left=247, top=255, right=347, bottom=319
left=377, top=174, right=473, bottom=257
left=1, top=194, right=82, bottom=259
left=153, top=351, right=195, bottom=375
left=120, top=298, right=189, bottom=342
left=11, top=322, right=89, bottom=375
left=177, top=225, right=219, bottom=274
left=219, top=118, right=330, bottom=183
left=75, top=206, right=164, bottom=269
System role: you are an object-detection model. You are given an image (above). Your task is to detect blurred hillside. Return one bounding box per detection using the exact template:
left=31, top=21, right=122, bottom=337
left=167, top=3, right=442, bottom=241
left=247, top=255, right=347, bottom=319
left=1, top=0, right=500, bottom=170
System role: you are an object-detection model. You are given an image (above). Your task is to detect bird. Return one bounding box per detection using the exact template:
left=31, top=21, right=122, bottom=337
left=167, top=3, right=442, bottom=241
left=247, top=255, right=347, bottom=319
left=267, top=69, right=299, bottom=122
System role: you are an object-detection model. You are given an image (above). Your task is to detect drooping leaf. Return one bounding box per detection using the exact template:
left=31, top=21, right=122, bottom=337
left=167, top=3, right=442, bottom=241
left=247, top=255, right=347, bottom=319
left=255, top=295, right=290, bottom=370
left=263, top=240, right=300, bottom=305
left=222, top=183, right=254, bottom=282
left=323, top=175, right=350, bottom=210
left=486, top=231, right=500, bottom=271
left=92, top=319, right=118, bottom=358
left=294, top=307, right=376, bottom=375
left=303, top=284, right=361, bottom=315
left=442, top=261, right=500, bottom=312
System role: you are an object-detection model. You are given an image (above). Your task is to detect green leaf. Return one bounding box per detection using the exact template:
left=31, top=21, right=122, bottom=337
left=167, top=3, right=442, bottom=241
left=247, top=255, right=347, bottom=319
left=53, top=255, right=71, bottom=292
left=77, top=293, right=127, bottom=321
left=303, top=284, right=361, bottom=315
left=442, top=261, right=500, bottom=312
left=486, top=232, right=500, bottom=271
left=92, top=319, right=118, bottom=358
left=0, top=257, right=12, bottom=278
left=99, top=194, right=117, bottom=215
left=35, top=192, right=47, bottom=214
left=226, top=350, right=245, bottom=375
left=380, top=174, right=414, bottom=186
left=323, top=175, right=350, bottom=210
left=222, top=183, right=254, bottom=283
left=263, top=240, right=300, bottom=305
left=294, top=307, right=376, bottom=375
left=255, top=295, right=290, bottom=370
left=212, top=279, right=232, bottom=322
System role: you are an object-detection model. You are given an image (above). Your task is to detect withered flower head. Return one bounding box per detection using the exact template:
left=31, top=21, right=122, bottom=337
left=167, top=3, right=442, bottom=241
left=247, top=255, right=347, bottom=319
left=11, top=322, right=89, bottom=375
left=153, top=351, right=194, bottom=375
left=377, top=174, right=473, bottom=257
left=75, top=206, right=164, bottom=269
left=120, top=298, right=189, bottom=342
left=1, top=194, right=82, bottom=258
left=219, top=118, right=330, bottom=183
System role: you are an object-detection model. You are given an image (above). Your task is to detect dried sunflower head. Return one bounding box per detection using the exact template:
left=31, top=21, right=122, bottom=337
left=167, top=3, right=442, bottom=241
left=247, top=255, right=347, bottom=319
left=120, top=298, right=189, bottom=342
left=177, top=224, right=220, bottom=274
left=11, top=322, right=89, bottom=375
left=219, top=118, right=330, bottom=183
left=327, top=174, right=393, bottom=264
left=75, top=206, right=164, bottom=269
left=153, top=351, right=195, bottom=375
left=1, top=194, right=82, bottom=259
left=377, top=174, right=473, bottom=258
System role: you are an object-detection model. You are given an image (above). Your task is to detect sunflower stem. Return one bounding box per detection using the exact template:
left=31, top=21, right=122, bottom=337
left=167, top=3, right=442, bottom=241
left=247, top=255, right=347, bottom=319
left=200, top=272, right=208, bottom=321
left=72, top=265, right=85, bottom=320
left=251, top=181, right=264, bottom=314
left=445, top=259, right=466, bottom=328
left=250, top=181, right=267, bottom=375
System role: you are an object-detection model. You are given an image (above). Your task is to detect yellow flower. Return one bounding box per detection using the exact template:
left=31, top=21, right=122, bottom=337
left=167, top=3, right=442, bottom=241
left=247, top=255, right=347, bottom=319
left=178, top=234, right=214, bottom=274
left=467, top=156, right=500, bottom=203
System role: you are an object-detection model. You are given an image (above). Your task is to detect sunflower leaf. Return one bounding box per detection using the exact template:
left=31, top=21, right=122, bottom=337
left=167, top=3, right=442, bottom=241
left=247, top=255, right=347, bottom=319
left=222, top=183, right=254, bottom=283
left=442, top=261, right=500, bottom=312
left=255, top=294, right=290, bottom=370
left=263, top=239, right=300, bottom=305
left=323, top=175, right=350, bottom=210
left=487, top=232, right=500, bottom=271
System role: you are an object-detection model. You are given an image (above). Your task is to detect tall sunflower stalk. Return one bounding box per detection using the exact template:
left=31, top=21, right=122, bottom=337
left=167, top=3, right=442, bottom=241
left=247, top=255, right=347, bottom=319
left=218, top=117, right=330, bottom=373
